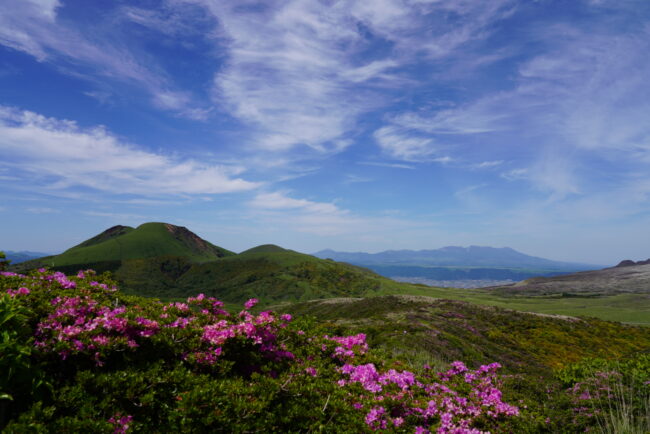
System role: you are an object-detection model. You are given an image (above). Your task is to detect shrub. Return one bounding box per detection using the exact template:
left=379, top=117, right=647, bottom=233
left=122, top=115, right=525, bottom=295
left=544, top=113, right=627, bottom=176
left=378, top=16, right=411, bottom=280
left=1, top=269, right=521, bottom=432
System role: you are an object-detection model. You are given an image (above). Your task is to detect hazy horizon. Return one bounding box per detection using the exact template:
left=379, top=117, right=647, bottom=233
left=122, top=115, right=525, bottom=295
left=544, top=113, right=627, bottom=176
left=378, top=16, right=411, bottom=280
left=1, top=222, right=613, bottom=267
left=1, top=0, right=649, bottom=265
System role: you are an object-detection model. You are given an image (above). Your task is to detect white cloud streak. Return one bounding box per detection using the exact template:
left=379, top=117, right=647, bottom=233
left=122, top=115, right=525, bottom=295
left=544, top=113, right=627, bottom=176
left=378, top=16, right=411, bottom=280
left=249, top=191, right=341, bottom=215
left=248, top=191, right=360, bottom=236
left=0, top=106, right=259, bottom=195
left=374, top=16, right=650, bottom=198
left=0, top=0, right=204, bottom=118
left=177, top=0, right=515, bottom=153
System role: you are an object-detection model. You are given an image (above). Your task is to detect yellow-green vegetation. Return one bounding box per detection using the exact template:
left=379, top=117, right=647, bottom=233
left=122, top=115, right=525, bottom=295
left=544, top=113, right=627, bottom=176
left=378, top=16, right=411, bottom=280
left=377, top=284, right=650, bottom=325
left=283, top=295, right=650, bottom=373
left=282, top=295, right=650, bottom=432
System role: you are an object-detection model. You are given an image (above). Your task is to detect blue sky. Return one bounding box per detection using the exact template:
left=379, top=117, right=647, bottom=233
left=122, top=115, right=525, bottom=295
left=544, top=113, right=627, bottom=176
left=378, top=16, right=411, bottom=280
left=1, top=0, right=649, bottom=265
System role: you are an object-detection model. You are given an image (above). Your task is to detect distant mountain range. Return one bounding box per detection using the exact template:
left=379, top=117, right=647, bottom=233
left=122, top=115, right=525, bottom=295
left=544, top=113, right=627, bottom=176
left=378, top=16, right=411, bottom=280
left=7, top=222, right=648, bottom=315
left=312, top=246, right=598, bottom=269
left=3, top=250, right=51, bottom=264
left=311, top=246, right=601, bottom=283
left=11, top=222, right=399, bottom=304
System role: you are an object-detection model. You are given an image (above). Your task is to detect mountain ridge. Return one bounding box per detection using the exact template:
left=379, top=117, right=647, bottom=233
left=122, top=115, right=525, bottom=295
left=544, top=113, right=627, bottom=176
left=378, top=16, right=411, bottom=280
left=312, top=246, right=600, bottom=269
left=3, top=250, right=51, bottom=264
left=9, top=222, right=400, bottom=304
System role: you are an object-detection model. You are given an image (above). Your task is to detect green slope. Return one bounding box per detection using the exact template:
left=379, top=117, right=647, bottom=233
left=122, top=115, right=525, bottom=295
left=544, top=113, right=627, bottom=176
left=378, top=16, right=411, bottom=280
left=116, top=248, right=403, bottom=304
left=50, top=222, right=234, bottom=266
left=9, top=225, right=398, bottom=305
left=73, top=225, right=134, bottom=249
left=282, top=295, right=650, bottom=373
left=239, top=244, right=288, bottom=255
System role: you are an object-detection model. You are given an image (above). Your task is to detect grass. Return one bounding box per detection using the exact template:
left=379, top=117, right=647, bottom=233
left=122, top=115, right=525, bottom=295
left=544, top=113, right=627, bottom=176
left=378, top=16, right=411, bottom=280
left=595, top=381, right=650, bottom=433
left=282, top=295, right=650, bottom=373
left=49, top=222, right=234, bottom=266
left=375, top=284, right=650, bottom=325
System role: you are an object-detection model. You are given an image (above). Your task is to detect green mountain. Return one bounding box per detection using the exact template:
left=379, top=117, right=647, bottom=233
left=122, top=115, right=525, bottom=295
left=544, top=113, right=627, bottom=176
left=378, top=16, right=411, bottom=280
left=115, top=247, right=401, bottom=303
left=10, top=223, right=648, bottom=324
left=239, top=244, right=288, bottom=255
left=16, top=222, right=234, bottom=272
left=55, top=222, right=234, bottom=265
left=11, top=223, right=399, bottom=305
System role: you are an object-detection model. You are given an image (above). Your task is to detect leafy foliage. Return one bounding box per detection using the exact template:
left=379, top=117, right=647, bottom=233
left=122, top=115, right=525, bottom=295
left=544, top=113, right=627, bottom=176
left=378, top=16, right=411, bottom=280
left=284, top=296, right=650, bottom=431
left=0, top=251, right=9, bottom=271
left=3, top=266, right=648, bottom=432
left=1, top=269, right=522, bottom=433
left=557, top=355, right=650, bottom=432
left=0, top=291, right=50, bottom=425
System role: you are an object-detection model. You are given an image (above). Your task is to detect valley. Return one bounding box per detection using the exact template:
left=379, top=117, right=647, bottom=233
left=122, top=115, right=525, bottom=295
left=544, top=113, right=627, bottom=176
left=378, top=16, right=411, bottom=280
left=2, top=222, right=649, bottom=432
left=7, top=222, right=649, bottom=325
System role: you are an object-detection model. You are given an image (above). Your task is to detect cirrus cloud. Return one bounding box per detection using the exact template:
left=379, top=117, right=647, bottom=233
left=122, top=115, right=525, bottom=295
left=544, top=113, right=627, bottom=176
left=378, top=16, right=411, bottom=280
left=0, top=106, right=260, bottom=196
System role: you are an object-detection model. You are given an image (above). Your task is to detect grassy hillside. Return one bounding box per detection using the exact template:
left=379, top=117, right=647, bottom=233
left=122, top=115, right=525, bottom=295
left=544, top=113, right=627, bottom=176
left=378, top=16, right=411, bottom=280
left=116, top=249, right=404, bottom=304
left=49, top=222, right=235, bottom=266
left=7, top=226, right=404, bottom=306
left=371, top=283, right=650, bottom=325
left=12, top=254, right=649, bottom=325
left=7, top=224, right=648, bottom=325
left=282, top=295, right=650, bottom=372
left=239, top=244, right=288, bottom=255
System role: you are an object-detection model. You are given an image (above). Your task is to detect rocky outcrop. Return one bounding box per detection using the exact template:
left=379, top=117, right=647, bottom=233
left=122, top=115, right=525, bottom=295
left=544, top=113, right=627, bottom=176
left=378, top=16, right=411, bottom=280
left=616, top=259, right=650, bottom=267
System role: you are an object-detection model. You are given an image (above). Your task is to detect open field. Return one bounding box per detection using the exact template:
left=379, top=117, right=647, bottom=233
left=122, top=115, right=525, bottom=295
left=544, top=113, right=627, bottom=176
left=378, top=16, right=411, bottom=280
left=378, top=284, right=650, bottom=325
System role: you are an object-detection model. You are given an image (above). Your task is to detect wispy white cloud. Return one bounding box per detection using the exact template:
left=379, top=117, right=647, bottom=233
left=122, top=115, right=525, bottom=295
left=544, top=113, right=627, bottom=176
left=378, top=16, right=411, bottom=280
left=373, top=14, right=650, bottom=198
left=0, top=0, right=206, bottom=118
left=500, top=168, right=528, bottom=181
left=26, top=207, right=60, bottom=214
left=528, top=153, right=581, bottom=200
left=246, top=190, right=445, bottom=242
left=358, top=161, right=416, bottom=170
left=248, top=191, right=358, bottom=236
left=0, top=106, right=260, bottom=196
left=121, top=3, right=215, bottom=37
left=374, top=126, right=439, bottom=161
left=470, top=160, right=503, bottom=170
left=200, top=1, right=380, bottom=152
left=181, top=0, right=516, bottom=154
left=83, top=210, right=148, bottom=221
left=249, top=191, right=341, bottom=215
left=83, top=90, right=114, bottom=106
left=343, top=175, right=372, bottom=184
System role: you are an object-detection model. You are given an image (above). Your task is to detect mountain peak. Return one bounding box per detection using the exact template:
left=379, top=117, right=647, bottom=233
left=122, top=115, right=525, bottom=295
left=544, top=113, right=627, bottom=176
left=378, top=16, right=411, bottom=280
left=73, top=225, right=134, bottom=249
left=240, top=244, right=288, bottom=255
left=49, top=222, right=235, bottom=267
left=161, top=223, right=214, bottom=255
